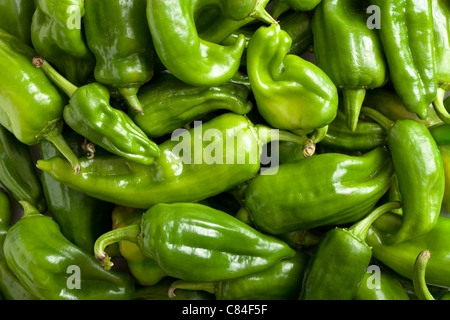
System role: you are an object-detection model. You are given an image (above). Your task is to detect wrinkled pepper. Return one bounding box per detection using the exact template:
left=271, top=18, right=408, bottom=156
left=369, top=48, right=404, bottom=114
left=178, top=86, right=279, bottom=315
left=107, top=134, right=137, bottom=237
left=94, top=203, right=296, bottom=282
left=312, top=0, right=388, bottom=132
left=33, top=57, right=160, bottom=165
left=369, top=0, right=437, bottom=120
left=84, top=0, right=154, bottom=114
left=361, top=107, right=445, bottom=244
left=0, top=29, right=80, bottom=173
left=39, top=129, right=114, bottom=254
left=0, top=189, right=36, bottom=300
left=0, top=0, right=35, bottom=45
left=244, top=147, right=394, bottom=235
left=36, top=112, right=315, bottom=209
left=300, top=202, right=402, bottom=300
left=3, top=201, right=135, bottom=300
left=168, top=250, right=309, bottom=300
left=130, top=71, right=252, bottom=138
left=146, top=0, right=275, bottom=86
left=0, top=125, right=46, bottom=213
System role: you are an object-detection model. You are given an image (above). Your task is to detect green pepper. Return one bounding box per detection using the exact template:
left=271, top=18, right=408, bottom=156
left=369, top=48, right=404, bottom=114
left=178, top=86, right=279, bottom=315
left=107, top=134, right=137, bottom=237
left=84, top=0, right=154, bottom=114
left=429, top=123, right=450, bottom=146
left=0, top=125, right=46, bottom=213
left=94, top=202, right=296, bottom=282
left=111, top=206, right=167, bottom=286
left=354, top=265, right=410, bottom=300
left=271, top=0, right=321, bottom=20
left=0, top=189, right=36, bottom=300
left=300, top=202, right=401, bottom=300
left=369, top=0, right=437, bottom=120
left=146, top=0, right=275, bottom=86
left=33, top=57, right=160, bottom=165
left=361, top=107, right=445, bottom=244
left=168, top=250, right=309, bottom=300
left=244, top=147, right=394, bottom=235
left=36, top=112, right=315, bottom=209
left=39, top=129, right=114, bottom=254
left=3, top=201, right=135, bottom=300
left=0, top=29, right=80, bottom=173
left=130, top=71, right=252, bottom=138
left=438, top=145, right=450, bottom=212
left=0, top=0, right=35, bottom=45
left=246, top=23, right=338, bottom=138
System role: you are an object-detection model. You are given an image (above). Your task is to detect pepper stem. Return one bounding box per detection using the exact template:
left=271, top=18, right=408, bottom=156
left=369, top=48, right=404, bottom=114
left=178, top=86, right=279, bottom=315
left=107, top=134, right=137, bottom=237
left=94, top=224, right=141, bottom=271
left=413, top=250, right=435, bottom=300
left=168, top=280, right=217, bottom=299
left=433, top=87, right=450, bottom=124
left=360, top=107, right=395, bottom=132
left=255, top=125, right=316, bottom=158
left=343, top=88, right=367, bottom=132
left=119, top=87, right=145, bottom=114
left=349, top=201, right=402, bottom=242
left=19, top=201, right=41, bottom=218
left=32, top=56, right=78, bottom=97
left=251, top=0, right=278, bottom=24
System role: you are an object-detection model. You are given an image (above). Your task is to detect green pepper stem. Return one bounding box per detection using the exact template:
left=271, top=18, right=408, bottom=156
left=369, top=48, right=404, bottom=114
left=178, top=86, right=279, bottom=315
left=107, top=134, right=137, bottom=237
left=309, top=126, right=328, bottom=144
left=32, top=56, right=78, bottom=97
left=433, top=87, right=450, bottom=124
left=343, top=88, right=367, bottom=132
left=360, top=107, right=395, bottom=132
left=119, top=87, right=145, bottom=114
left=349, top=201, right=402, bottom=242
left=255, top=125, right=316, bottom=158
left=19, top=201, right=41, bottom=218
left=251, top=0, right=278, bottom=24
left=413, top=250, right=435, bottom=301
left=94, top=224, right=141, bottom=271
left=168, top=280, right=217, bottom=299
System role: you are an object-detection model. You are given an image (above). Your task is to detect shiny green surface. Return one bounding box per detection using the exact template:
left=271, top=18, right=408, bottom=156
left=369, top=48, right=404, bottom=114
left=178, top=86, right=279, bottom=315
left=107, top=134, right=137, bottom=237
left=0, top=0, right=35, bottom=45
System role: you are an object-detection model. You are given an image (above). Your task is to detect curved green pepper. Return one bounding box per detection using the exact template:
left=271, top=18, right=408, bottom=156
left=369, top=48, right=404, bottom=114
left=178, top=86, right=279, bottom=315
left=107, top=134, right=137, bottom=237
left=361, top=107, right=445, bottom=244
left=369, top=0, right=437, bottom=120
left=300, top=202, right=401, bottom=300
left=84, top=0, right=154, bottom=114
left=0, top=125, right=46, bottom=213
left=0, top=0, right=35, bottom=45
left=244, top=147, right=394, bottom=235
left=4, top=201, right=135, bottom=300
left=39, top=129, right=114, bottom=254
left=33, top=57, right=160, bottom=165
left=247, top=23, right=338, bottom=137
left=94, top=202, right=296, bottom=282
left=111, top=206, right=167, bottom=286
left=168, top=250, right=309, bottom=300
left=147, top=0, right=275, bottom=86
left=0, top=189, right=36, bottom=300
left=130, top=71, right=252, bottom=138
left=0, top=29, right=79, bottom=173
left=312, top=0, right=388, bottom=132
left=36, top=112, right=315, bottom=209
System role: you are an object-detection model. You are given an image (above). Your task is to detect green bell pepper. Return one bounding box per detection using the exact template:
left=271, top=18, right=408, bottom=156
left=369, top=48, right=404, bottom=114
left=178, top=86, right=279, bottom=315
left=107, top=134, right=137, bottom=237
left=33, top=57, right=160, bottom=165
left=3, top=201, right=135, bottom=300
left=312, top=0, right=388, bottom=132
left=0, top=0, right=35, bottom=45
left=94, top=202, right=296, bottom=282
left=246, top=23, right=338, bottom=137
left=0, top=28, right=79, bottom=173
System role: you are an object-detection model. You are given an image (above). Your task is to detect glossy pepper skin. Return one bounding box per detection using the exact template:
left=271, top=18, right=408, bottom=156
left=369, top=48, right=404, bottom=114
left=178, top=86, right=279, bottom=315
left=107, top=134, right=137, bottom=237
left=0, top=0, right=35, bottom=45
left=369, top=0, right=437, bottom=120
left=146, top=0, right=275, bottom=86
left=36, top=112, right=315, bottom=209
left=111, top=206, right=167, bottom=286
left=300, top=202, right=401, bottom=300
left=361, top=107, right=445, bottom=244
left=131, top=71, right=253, bottom=138
left=312, top=0, right=388, bottom=132
left=84, top=0, right=154, bottom=114
left=0, top=125, right=46, bottom=213
left=0, top=190, right=36, bottom=300
left=33, top=57, right=160, bottom=165
left=39, top=129, right=114, bottom=254
left=244, top=147, right=394, bottom=235
left=168, top=250, right=309, bottom=300
left=247, top=23, right=338, bottom=136
left=4, top=201, right=135, bottom=300
left=94, top=203, right=296, bottom=282
left=0, top=29, right=80, bottom=173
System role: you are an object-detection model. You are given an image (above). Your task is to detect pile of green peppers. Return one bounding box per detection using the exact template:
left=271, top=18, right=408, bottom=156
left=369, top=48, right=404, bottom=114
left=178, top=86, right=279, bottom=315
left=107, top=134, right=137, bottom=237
left=0, top=0, right=449, bottom=302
